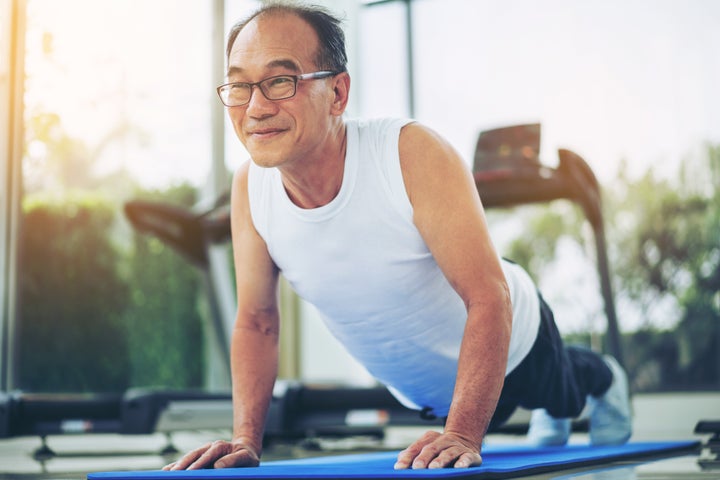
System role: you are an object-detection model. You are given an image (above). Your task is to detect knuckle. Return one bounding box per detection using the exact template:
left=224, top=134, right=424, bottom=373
left=400, top=444, right=420, bottom=458
left=424, top=443, right=439, bottom=454
left=193, top=443, right=212, bottom=455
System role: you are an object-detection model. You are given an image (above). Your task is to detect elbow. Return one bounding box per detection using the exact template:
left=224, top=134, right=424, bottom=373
left=494, top=279, right=513, bottom=333
left=466, top=279, right=513, bottom=333
left=234, top=306, right=281, bottom=338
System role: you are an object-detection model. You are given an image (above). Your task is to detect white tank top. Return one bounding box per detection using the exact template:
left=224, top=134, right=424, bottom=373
left=247, top=118, right=540, bottom=416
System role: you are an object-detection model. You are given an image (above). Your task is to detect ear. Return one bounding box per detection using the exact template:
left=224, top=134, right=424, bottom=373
left=329, top=72, right=351, bottom=116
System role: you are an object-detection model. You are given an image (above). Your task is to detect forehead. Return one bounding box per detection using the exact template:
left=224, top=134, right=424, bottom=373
left=228, top=13, right=320, bottom=75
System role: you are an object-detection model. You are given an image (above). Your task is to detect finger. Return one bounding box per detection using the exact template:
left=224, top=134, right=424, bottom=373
left=394, top=431, right=440, bottom=469
left=162, top=462, right=176, bottom=471
left=426, top=447, right=480, bottom=469
left=411, top=443, right=444, bottom=469
left=453, top=452, right=482, bottom=469
left=214, top=449, right=260, bottom=469
left=426, top=446, right=466, bottom=469
left=168, top=445, right=210, bottom=471
left=394, top=446, right=419, bottom=470
left=187, top=443, right=232, bottom=470
left=413, top=437, right=479, bottom=469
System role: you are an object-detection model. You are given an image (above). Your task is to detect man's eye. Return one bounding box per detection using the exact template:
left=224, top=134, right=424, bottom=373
left=267, top=76, right=293, bottom=87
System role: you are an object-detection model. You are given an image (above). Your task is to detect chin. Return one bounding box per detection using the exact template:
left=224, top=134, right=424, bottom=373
left=249, top=154, right=284, bottom=169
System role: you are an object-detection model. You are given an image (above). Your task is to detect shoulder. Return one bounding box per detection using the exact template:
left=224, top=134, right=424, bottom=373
left=352, top=116, right=412, bottom=131
left=230, top=161, right=253, bottom=226
left=233, top=160, right=274, bottom=206
left=398, top=122, right=473, bottom=207
left=231, top=161, right=252, bottom=203
left=399, top=122, right=462, bottom=165
left=352, top=117, right=414, bottom=148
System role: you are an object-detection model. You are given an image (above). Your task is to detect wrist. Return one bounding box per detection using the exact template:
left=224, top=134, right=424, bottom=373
left=444, top=412, right=486, bottom=448
left=232, top=434, right=263, bottom=455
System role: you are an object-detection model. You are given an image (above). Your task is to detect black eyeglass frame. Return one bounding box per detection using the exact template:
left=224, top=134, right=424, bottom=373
left=216, top=71, right=339, bottom=107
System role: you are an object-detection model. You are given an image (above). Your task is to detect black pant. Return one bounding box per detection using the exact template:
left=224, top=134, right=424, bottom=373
left=489, top=294, right=613, bottom=430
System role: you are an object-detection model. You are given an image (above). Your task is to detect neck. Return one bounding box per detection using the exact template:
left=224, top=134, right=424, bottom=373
left=280, top=121, right=347, bottom=209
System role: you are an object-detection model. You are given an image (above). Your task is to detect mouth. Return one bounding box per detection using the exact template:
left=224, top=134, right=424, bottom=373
left=247, top=127, right=287, bottom=140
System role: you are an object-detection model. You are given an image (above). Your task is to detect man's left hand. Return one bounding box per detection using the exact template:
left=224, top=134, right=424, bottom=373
left=393, top=430, right=482, bottom=469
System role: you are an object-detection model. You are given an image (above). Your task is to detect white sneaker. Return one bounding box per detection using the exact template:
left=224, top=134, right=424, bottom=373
left=589, top=356, right=633, bottom=445
left=527, top=409, right=571, bottom=446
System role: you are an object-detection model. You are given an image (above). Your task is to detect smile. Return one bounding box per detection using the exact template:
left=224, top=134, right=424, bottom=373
left=248, top=128, right=287, bottom=140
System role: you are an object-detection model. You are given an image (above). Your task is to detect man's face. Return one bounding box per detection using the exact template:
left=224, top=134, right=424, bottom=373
left=225, top=13, right=340, bottom=168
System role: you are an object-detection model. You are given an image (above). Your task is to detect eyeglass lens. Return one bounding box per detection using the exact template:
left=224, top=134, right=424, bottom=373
left=221, top=76, right=296, bottom=106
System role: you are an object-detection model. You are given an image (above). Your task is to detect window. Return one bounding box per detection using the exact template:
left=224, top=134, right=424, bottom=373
left=16, top=0, right=228, bottom=392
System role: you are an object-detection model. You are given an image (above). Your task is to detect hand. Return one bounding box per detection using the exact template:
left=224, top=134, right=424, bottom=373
left=163, top=440, right=260, bottom=470
left=394, top=430, right=482, bottom=469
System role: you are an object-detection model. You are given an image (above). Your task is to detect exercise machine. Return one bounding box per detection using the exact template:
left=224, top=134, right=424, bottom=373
left=472, top=123, right=624, bottom=366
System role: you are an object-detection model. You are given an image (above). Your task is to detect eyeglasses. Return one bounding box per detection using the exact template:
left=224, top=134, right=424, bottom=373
left=216, top=71, right=338, bottom=107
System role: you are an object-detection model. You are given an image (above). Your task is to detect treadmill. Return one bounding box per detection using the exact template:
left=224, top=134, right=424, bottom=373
left=472, top=123, right=623, bottom=366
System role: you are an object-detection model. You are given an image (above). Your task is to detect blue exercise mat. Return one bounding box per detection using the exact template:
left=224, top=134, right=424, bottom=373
left=88, top=441, right=699, bottom=480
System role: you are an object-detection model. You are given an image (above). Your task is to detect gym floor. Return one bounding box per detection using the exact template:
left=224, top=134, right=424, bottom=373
left=1, top=392, right=718, bottom=480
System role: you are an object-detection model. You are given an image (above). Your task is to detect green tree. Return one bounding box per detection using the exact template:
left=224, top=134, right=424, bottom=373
left=20, top=29, right=207, bottom=392
left=496, top=143, right=719, bottom=392
left=18, top=194, right=130, bottom=392
left=503, top=204, right=585, bottom=281
left=606, top=145, right=719, bottom=390
left=121, top=184, right=206, bottom=389
left=23, top=112, right=94, bottom=192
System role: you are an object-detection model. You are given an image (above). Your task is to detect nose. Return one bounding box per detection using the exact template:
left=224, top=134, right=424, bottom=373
left=245, top=84, right=278, bottom=118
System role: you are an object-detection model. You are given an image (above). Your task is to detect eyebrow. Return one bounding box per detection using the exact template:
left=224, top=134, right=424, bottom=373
left=226, top=59, right=302, bottom=79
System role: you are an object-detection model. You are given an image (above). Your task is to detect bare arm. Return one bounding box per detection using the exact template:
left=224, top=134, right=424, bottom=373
left=394, top=123, right=512, bottom=469
left=165, top=162, right=280, bottom=470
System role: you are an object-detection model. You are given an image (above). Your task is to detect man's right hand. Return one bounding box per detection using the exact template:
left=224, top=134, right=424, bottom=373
left=163, top=440, right=261, bottom=470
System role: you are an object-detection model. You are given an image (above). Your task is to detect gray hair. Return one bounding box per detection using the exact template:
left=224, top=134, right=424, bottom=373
left=226, top=2, right=348, bottom=73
